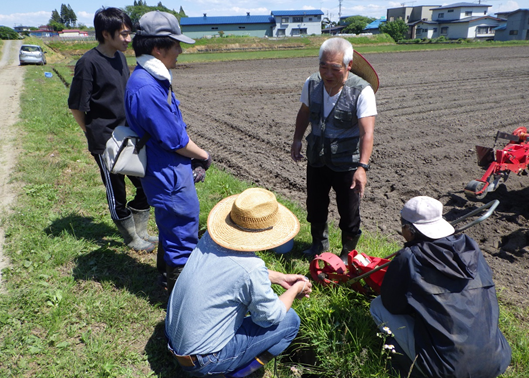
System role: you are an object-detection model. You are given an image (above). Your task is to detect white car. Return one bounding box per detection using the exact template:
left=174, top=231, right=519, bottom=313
left=19, top=44, right=47, bottom=65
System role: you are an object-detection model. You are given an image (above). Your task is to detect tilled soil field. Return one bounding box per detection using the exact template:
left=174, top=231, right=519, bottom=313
left=173, top=46, right=529, bottom=310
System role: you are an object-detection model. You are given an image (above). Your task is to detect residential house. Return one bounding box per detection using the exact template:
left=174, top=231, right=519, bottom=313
left=363, top=17, right=386, bottom=34
left=387, top=5, right=440, bottom=38
left=58, top=29, right=89, bottom=38
left=494, top=9, right=529, bottom=41
left=29, top=26, right=58, bottom=38
left=270, top=10, right=324, bottom=36
left=413, top=2, right=503, bottom=40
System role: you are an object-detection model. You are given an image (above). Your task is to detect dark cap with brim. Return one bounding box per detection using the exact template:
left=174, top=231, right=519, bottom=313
left=136, top=11, right=195, bottom=44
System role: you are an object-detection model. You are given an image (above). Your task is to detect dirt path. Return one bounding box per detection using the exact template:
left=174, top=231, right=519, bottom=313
left=0, top=39, right=23, bottom=291
left=173, top=46, right=529, bottom=311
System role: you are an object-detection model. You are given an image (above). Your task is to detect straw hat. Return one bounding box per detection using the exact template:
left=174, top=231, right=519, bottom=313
left=207, top=188, right=300, bottom=252
left=351, top=51, right=380, bottom=93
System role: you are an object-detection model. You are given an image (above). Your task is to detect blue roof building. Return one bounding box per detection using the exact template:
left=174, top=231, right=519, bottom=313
left=180, top=10, right=324, bottom=39
left=363, top=17, right=386, bottom=34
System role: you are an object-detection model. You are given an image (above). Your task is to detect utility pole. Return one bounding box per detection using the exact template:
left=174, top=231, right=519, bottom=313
left=338, top=0, right=343, bottom=19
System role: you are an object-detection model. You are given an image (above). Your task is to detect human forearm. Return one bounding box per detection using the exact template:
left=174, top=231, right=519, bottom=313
left=70, top=109, right=86, bottom=132
left=358, top=116, right=375, bottom=164
left=291, top=104, right=310, bottom=161
left=175, top=139, right=209, bottom=160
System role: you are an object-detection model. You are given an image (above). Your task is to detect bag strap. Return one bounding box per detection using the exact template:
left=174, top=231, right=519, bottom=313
left=134, top=132, right=151, bottom=154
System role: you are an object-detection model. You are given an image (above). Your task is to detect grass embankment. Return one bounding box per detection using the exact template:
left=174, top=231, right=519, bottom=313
left=43, top=33, right=529, bottom=65
left=0, top=38, right=528, bottom=377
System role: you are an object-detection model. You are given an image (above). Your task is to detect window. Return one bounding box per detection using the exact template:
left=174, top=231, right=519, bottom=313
left=211, top=27, right=218, bottom=30
left=281, top=17, right=289, bottom=23
left=441, top=26, right=448, bottom=35
left=433, top=27, right=438, bottom=32
left=309, top=17, right=313, bottom=21
left=477, top=26, right=492, bottom=34
left=509, top=30, right=519, bottom=35
left=238, top=26, right=245, bottom=29
left=465, top=11, right=472, bottom=16
left=438, top=13, right=444, bottom=19
left=293, top=16, right=303, bottom=22
left=277, top=29, right=286, bottom=36
left=448, top=9, right=454, bottom=13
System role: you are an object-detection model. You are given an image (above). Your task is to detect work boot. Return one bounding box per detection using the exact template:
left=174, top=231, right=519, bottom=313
left=339, top=230, right=362, bottom=264
left=113, top=214, right=156, bottom=252
left=225, top=351, right=274, bottom=378
left=128, top=206, right=159, bottom=243
left=303, top=222, right=329, bottom=256
left=166, top=265, right=185, bottom=293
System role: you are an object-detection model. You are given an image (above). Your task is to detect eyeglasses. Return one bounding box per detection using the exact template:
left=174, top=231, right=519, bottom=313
left=319, top=62, right=345, bottom=71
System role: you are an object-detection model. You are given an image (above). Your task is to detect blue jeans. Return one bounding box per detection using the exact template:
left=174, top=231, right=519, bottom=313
left=178, top=309, right=300, bottom=377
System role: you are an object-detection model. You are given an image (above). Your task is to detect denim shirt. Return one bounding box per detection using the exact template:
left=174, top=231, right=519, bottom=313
left=165, top=232, right=287, bottom=356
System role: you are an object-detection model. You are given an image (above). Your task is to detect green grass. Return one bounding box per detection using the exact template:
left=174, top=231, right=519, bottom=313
left=47, top=33, right=529, bottom=66
left=0, top=43, right=528, bottom=377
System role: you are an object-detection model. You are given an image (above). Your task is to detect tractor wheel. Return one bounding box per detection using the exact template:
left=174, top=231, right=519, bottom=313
left=464, top=180, right=487, bottom=200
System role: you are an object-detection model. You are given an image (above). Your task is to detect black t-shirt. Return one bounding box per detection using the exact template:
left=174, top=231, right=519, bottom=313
left=68, top=48, right=130, bottom=154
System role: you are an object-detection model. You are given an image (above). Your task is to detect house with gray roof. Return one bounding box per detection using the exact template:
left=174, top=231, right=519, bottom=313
left=413, top=2, right=504, bottom=40
left=493, top=9, right=529, bottom=41
left=180, top=10, right=323, bottom=39
left=271, top=10, right=323, bottom=36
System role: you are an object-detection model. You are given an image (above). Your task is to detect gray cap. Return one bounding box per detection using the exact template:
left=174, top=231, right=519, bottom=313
left=136, top=11, right=195, bottom=44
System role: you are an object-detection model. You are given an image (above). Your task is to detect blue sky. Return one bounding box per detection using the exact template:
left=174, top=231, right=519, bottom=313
left=0, top=0, right=526, bottom=28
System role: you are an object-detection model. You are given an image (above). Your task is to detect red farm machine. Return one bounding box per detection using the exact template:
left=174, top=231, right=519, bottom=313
left=465, top=127, right=529, bottom=199
left=309, top=200, right=499, bottom=295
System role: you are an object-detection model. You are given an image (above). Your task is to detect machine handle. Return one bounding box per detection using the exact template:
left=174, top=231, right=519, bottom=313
left=450, top=199, right=499, bottom=233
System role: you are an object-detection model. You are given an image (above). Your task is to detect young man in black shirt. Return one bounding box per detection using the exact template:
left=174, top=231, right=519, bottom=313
left=68, top=7, right=157, bottom=252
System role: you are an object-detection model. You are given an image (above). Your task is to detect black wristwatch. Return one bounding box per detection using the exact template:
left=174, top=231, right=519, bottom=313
left=357, top=163, right=370, bottom=171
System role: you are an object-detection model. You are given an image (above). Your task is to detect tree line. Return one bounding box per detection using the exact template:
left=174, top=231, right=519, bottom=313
left=47, top=1, right=187, bottom=31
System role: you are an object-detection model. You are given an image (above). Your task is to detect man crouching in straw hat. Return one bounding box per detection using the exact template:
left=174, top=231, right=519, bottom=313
left=370, top=196, right=511, bottom=378
left=165, top=188, right=312, bottom=377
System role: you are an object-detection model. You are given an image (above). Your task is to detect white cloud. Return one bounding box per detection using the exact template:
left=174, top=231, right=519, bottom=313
left=0, top=11, right=51, bottom=28
left=76, top=11, right=94, bottom=27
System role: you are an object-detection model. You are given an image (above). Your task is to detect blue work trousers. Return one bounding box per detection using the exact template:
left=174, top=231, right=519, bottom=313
left=175, top=309, right=300, bottom=377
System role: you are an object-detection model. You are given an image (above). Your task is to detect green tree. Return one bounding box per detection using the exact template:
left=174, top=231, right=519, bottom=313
left=67, top=4, right=77, bottom=27
left=50, top=9, right=62, bottom=23
left=0, top=26, right=20, bottom=40
left=379, top=19, right=408, bottom=42
left=178, top=6, right=187, bottom=18
left=321, top=17, right=336, bottom=30
left=48, top=20, right=65, bottom=31
left=125, top=2, right=184, bottom=25
left=342, top=15, right=376, bottom=34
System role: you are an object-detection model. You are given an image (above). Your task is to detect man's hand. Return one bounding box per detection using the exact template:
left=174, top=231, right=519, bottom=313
left=351, top=167, right=367, bottom=198
left=291, top=140, right=304, bottom=162
left=194, top=151, right=212, bottom=171
left=192, top=166, right=206, bottom=183
left=275, top=274, right=312, bottom=298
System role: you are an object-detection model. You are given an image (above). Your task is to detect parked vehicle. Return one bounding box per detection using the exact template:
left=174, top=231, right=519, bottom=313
left=19, top=44, right=46, bottom=65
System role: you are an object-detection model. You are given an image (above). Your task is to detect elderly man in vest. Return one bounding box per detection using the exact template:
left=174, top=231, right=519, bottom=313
left=291, top=37, right=378, bottom=260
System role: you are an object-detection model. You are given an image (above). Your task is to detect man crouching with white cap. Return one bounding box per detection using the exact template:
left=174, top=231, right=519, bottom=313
left=165, top=188, right=312, bottom=377
left=370, top=196, right=511, bottom=378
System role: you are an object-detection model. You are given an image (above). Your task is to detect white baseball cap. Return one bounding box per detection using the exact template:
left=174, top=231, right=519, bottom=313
left=400, top=196, right=454, bottom=239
